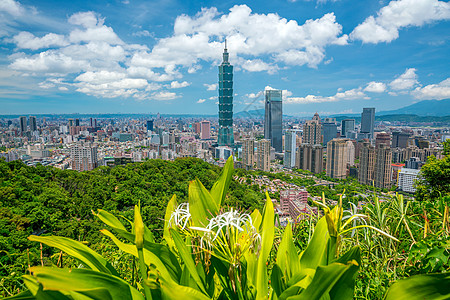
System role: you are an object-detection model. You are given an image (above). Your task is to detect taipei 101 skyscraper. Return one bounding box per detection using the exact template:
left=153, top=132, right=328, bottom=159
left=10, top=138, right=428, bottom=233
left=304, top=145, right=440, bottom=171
left=218, top=39, right=234, bottom=147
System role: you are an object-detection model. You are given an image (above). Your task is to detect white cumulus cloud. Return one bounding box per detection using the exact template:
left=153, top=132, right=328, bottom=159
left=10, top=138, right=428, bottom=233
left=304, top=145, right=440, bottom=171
left=364, top=81, right=386, bottom=93
left=351, top=0, right=450, bottom=43
left=286, top=88, right=369, bottom=104
left=204, top=83, right=218, bottom=91
left=411, top=78, right=450, bottom=100
left=170, top=80, right=190, bottom=88
left=389, top=68, right=418, bottom=90
left=13, top=32, right=69, bottom=50
left=197, top=98, right=206, bottom=103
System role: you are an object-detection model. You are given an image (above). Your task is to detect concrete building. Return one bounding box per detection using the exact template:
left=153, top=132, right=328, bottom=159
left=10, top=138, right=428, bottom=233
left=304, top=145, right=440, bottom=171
left=398, top=168, right=420, bottom=193
left=346, top=140, right=355, bottom=166
left=19, top=116, right=27, bottom=133
left=374, top=144, right=392, bottom=189
left=284, top=130, right=297, bottom=168
left=322, top=117, right=338, bottom=147
left=146, top=120, right=154, bottom=132
left=358, top=142, right=375, bottom=186
left=200, top=121, right=211, bottom=140
left=264, top=89, right=283, bottom=152
left=341, top=119, right=355, bottom=138
left=257, top=139, right=271, bottom=172
left=326, top=138, right=348, bottom=179
left=360, top=108, right=375, bottom=139
left=392, top=131, right=410, bottom=148
left=29, top=116, right=37, bottom=132
left=303, top=113, right=321, bottom=145
left=376, top=132, right=391, bottom=148
left=70, top=144, right=98, bottom=171
left=297, top=144, right=324, bottom=174
left=280, top=189, right=312, bottom=222
left=242, top=138, right=255, bottom=169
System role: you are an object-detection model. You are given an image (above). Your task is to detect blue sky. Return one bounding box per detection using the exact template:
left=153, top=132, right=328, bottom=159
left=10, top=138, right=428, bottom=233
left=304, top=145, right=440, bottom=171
left=0, top=0, right=449, bottom=116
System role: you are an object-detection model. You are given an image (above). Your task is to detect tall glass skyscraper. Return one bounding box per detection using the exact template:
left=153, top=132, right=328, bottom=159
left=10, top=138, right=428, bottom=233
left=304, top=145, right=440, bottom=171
left=264, top=89, right=283, bottom=152
left=218, top=41, right=234, bottom=147
left=361, top=108, right=375, bottom=139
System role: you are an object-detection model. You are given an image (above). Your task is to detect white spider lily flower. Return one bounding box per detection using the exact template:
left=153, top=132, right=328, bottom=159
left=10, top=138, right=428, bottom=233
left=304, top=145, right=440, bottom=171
left=168, top=203, right=191, bottom=229
left=206, top=209, right=256, bottom=241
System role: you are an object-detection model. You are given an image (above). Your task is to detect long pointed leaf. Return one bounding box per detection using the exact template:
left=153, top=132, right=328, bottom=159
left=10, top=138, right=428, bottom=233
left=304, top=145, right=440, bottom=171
left=384, top=273, right=450, bottom=300
left=289, top=261, right=359, bottom=300
left=28, top=235, right=118, bottom=276
left=276, top=222, right=300, bottom=281
left=170, top=229, right=208, bottom=295
left=256, top=193, right=275, bottom=300
left=189, top=178, right=218, bottom=227
left=29, top=267, right=144, bottom=300
left=164, top=195, right=177, bottom=250
left=100, top=229, right=180, bottom=282
left=210, top=155, right=234, bottom=208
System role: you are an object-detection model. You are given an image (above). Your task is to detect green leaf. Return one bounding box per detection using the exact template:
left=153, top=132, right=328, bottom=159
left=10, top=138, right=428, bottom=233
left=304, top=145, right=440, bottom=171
left=256, top=193, right=275, bottom=300
left=210, top=155, right=234, bottom=208
left=164, top=195, right=177, bottom=250
left=170, top=229, right=208, bottom=295
left=94, top=209, right=135, bottom=242
left=329, top=247, right=361, bottom=299
left=288, top=260, right=359, bottom=300
left=159, top=277, right=212, bottom=300
left=276, top=222, right=300, bottom=281
left=29, top=267, right=144, bottom=300
left=28, top=235, right=118, bottom=276
left=299, top=216, right=330, bottom=273
left=271, top=264, right=286, bottom=298
left=384, top=273, right=450, bottom=300
left=250, top=209, right=262, bottom=231
left=101, top=229, right=180, bottom=282
left=189, top=178, right=218, bottom=227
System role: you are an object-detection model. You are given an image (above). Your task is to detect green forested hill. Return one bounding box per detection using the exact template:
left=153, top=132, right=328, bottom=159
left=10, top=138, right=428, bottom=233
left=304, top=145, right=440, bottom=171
left=0, top=158, right=264, bottom=295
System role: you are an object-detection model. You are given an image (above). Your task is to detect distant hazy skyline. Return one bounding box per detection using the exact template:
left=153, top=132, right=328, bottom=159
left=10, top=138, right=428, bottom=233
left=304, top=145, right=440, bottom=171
left=0, top=0, right=449, bottom=116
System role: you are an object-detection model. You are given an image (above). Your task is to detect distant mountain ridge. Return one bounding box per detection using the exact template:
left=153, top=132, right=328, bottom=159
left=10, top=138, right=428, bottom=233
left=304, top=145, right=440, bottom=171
left=378, top=98, right=450, bottom=116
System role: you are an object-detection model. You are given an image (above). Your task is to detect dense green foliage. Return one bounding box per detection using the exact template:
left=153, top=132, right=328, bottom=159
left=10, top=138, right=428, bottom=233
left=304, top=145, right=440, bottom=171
left=0, top=158, right=264, bottom=296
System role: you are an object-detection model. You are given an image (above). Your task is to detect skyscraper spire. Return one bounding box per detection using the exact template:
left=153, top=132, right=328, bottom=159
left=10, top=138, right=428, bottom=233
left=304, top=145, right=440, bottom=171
left=222, top=38, right=229, bottom=63
left=218, top=38, right=234, bottom=147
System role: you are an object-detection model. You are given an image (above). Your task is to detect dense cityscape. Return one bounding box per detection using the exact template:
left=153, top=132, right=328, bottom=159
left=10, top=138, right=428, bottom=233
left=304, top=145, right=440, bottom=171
left=1, top=45, right=448, bottom=218
left=1, top=0, right=449, bottom=299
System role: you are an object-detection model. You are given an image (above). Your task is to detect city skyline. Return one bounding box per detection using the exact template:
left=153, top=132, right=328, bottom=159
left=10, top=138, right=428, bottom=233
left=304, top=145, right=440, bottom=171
left=0, top=0, right=449, bottom=115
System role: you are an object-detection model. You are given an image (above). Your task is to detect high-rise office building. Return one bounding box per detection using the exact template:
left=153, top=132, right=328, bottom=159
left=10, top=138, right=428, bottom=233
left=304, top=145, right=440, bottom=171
left=89, top=117, right=93, bottom=127
left=361, top=108, right=375, bottom=139
left=284, top=130, right=297, bottom=168
left=193, top=122, right=201, bottom=134
left=392, top=131, right=410, bottom=148
left=322, top=117, right=338, bottom=147
left=341, top=119, right=355, bottom=138
left=346, top=140, right=355, bottom=166
left=264, top=89, right=283, bottom=152
left=147, top=120, right=154, bottom=132
left=75, top=118, right=80, bottom=127
left=29, top=116, right=37, bottom=132
left=374, top=144, right=392, bottom=189
left=257, top=139, right=271, bottom=172
left=218, top=40, right=234, bottom=147
left=242, top=138, right=255, bottom=169
left=200, top=121, right=211, bottom=140
left=358, top=141, right=375, bottom=186
left=326, top=138, right=348, bottom=179
left=70, top=144, right=98, bottom=171
left=376, top=132, right=391, bottom=148
left=19, top=116, right=27, bottom=132
left=303, top=113, right=321, bottom=145
left=297, top=144, right=323, bottom=174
